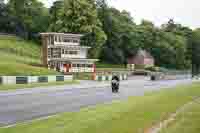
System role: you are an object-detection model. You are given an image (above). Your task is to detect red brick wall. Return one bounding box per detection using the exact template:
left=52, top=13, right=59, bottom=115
left=144, top=58, right=154, bottom=66
left=128, top=56, right=154, bottom=66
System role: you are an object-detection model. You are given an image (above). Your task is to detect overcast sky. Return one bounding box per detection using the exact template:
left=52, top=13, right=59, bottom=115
left=40, top=0, right=200, bottom=29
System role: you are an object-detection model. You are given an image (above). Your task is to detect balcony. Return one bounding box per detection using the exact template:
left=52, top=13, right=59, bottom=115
left=54, top=41, right=79, bottom=46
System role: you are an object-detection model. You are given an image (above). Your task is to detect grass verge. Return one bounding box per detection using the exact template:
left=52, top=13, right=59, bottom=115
left=0, top=83, right=200, bottom=133
left=96, top=63, right=126, bottom=68
left=0, top=36, right=59, bottom=75
left=160, top=98, right=200, bottom=133
left=0, top=80, right=79, bottom=91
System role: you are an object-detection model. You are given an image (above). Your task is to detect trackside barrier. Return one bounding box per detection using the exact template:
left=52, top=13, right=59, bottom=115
left=150, top=71, right=191, bottom=81
left=0, top=75, right=73, bottom=85
left=0, top=76, right=2, bottom=84
left=95, top=74, right=128, bottom=81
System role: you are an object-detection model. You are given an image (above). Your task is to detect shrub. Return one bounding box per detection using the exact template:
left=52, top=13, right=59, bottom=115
left=145, top=66, right=159, bottom=72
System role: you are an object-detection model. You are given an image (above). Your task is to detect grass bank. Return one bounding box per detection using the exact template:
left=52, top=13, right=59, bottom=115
left=0, top=82, right=200, bottom=133
left=0, top=80, right=79, bottom=91
left=0, top=36, right=59, bottom=75
left=160, top=98, right=200, bottom=133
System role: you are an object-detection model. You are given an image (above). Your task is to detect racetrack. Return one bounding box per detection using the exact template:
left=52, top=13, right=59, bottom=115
left=0, top=76, right=192, bottom=127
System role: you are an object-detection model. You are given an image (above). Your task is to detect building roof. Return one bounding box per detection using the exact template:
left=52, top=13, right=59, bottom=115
left=48, top=45, right=91, bottom=49
left=135, top=49, right=154, bottom=59
left=40, top=32, right=83, bottom=38
left=49, top=58, right=99, bottom=62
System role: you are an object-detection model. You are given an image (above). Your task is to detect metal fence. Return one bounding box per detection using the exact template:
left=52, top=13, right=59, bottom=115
left=163, top=70, right=191, bottom=79
left=95, top=74, right=128, bottom=81
left=150, top=70, right=192, bottom=81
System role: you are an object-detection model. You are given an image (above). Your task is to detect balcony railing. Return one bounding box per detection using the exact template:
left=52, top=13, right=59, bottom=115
left=54, top=42, right=79, bottom=46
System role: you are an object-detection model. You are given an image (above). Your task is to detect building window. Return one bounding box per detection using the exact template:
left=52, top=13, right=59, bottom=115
left=73, top=40, right=78, bottom=43
left=52, top=48, right=61, bottom=58
left=64, top=51, right=78, bottom=55
left=64, top=39, right=70, bottom=42
left=62, top=49, right=65, bottom=54
left=65, top=50, right=69, bottom=54
left=48, top=48, right=51, bottom=58
left=87, top=64, right=93, bottom=68
left=50, top=36, right=54, bottom=45
left=69, top=51, right=73, bottom=55
left=80, top=64, right=83, bottom=67
left=73, top=51, right=78, bottom=55
left=59, top=36, right=62, bottom=42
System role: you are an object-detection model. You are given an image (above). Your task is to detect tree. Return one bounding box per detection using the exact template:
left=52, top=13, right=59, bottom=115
left=49, top=0, right=106, bottom=58
left=191, top=29, right=200, bottom=76
left=8, top=0, right=50, bottom=39
left=159, top=19, right=192, bottom=69
left=0, top=1, right=25, bottom=35
left=99, top=8, right=136, bottom=64
left=0, top=2, right=11, bottom=32
left=49, top=0, right=64, bottom=32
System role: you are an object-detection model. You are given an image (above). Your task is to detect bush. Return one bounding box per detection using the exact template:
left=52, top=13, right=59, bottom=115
left=96, top=63, right=126, bottom=68
left=145, top=66, right=159, bottom=72
left=133, top=70, right=149, bottom=76
left=135, top=64, right=145, bottom=69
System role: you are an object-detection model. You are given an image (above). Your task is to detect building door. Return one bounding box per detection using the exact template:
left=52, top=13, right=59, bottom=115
left=63, top=63, right=71, bottom=73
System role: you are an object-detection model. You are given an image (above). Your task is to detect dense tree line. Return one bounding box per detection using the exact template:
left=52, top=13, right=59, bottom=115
left=0, top=0, right=200, bottom=72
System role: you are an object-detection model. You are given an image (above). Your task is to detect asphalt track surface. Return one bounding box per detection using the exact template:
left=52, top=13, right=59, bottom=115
left=0, top=77, right=193, bottom=127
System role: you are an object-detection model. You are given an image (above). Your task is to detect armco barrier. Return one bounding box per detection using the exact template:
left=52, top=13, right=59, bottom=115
left=7, top=76, right=16, bottom=84
left=47, top=76, right=56, bottom=82
left=95, top=74, right=128, bottom=81
left=98, top=76, right=102, bottom=81
left=0, top=75, right=73, bottom=85
left=28, top=76, right=38, bottom=83
left=56, top=76, right=65, bottom=82
left=16, top=76, right=28, bottom=84
left=38, top=76, right=48, bottom=83
left=0, top=76, right=2, bottom=84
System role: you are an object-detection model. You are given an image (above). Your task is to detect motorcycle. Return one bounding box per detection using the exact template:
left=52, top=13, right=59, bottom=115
left=111, top=75, right=120, bottom=93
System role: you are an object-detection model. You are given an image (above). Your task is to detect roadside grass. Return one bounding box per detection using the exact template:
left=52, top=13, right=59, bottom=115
left=96, top=63, right=128, bottom=72
left=0, top=83, right=200, bottom=133
left=0, top=36, right=40, bottom=58
left=0, top=60, right=59, bottom=76
left=96, top=63, right=126, bottom=68
left=0, top=80, right=79, bottom=91
left=160, top=99, right=200, bottom=133
left=96, top=68, right=129, bottom=72
left=74, top=73, right=93, bottom=80
left=0, top=36, right=59, bottom=75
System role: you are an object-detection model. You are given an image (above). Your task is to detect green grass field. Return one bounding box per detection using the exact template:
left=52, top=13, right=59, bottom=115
left=0, top=83, right=200, bottom=133
left=96, top=63, right=126, bottom=68
left=96, top=63, right=128, bottom=73
left=0, top=80, right=79, bottom=91
left=160, top=99, right=200, bottom=133
left=0, top=36, right=59, bottom=76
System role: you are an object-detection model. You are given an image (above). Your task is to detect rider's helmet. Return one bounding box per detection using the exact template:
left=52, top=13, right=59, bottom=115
left=112, top=74, right=119, bottom=81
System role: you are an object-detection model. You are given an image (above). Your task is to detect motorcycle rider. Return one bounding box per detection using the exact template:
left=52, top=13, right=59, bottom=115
left=111, top=75, right=120, bottom=93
